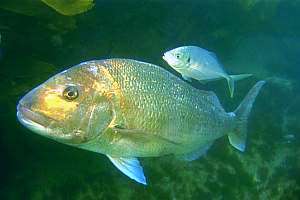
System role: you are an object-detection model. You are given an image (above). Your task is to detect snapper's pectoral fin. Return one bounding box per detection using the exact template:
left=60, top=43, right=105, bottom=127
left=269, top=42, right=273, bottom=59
left=107, top=155, right=147, bottom=185
left=176, top=142, right=213, bottom=161
left=182, top=75, right=192, bottom=82
left=111, top=126, right=179, bottom=147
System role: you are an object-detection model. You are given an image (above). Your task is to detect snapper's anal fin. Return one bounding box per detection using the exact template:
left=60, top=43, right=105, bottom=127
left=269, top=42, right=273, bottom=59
left=226, top=74, right=253, bottom=98
left=228, top=81, right=266, bottom=151
left=107, top=155, right=147, bottom=185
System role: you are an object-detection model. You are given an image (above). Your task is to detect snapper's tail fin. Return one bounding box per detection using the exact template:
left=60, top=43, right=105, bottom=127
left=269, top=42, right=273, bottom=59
left=228, top=81, right=266, bottom=152
left=226, top=74, right=253, bottom=98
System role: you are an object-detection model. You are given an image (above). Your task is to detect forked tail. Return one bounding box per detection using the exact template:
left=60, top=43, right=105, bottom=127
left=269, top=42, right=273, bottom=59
left=228, top=81, right=266, bottom=151
left=226, top=74, right=253, bottom=98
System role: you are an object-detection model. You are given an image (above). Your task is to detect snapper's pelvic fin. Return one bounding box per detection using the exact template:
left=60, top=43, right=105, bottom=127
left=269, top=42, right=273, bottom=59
left=226, top=74, right=253, bottom=98
left=107, top=155, right=147, bottom=185
left=228, top=81, right=266, bottom=151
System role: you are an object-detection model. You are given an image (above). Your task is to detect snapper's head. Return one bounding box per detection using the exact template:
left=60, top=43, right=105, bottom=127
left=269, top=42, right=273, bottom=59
left=17, top=61, right=115, bottom=145
left=162, top=46, right=194, bottom=72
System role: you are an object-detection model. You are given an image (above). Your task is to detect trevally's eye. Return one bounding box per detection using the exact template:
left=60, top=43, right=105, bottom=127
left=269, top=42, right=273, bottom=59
left=63, top=86, right=79, bottom=101
left=176, top=54, right=180, bottom=59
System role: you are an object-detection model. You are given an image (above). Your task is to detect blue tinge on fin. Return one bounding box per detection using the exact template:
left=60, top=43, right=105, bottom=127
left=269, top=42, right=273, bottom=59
left=107, top=155, right=147, bottom=185
left=228, top=132, right=246, bottom=152
left=177, top=142, right=213, bottom=161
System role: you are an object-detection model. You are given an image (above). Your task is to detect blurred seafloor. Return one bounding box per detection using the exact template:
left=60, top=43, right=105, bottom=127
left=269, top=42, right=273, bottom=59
left=0, top=0, right=299, bottom=199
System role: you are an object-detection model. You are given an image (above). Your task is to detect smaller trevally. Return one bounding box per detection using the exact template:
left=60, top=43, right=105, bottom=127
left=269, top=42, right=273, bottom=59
left=163, top=46, right=252, bottom=97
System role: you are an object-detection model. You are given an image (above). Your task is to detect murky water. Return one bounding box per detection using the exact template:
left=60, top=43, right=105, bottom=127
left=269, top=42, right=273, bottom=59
left=0, top=1, right=299, bottom=199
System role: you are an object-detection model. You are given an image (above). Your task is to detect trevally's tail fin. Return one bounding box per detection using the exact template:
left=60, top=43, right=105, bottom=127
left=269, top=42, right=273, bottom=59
left=228, top=81, right=266, bottom=152
left=226, top=74, right=253, bottom=98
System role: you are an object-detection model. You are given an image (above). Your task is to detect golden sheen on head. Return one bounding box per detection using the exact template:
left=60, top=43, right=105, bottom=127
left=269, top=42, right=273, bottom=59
left=17, top=63, right=115, bottom=144
left=34, top=84, right=80, bottom=121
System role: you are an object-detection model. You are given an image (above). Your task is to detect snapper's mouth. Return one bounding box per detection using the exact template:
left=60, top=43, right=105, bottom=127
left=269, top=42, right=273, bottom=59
left=17, top=103, right=50, bottom=133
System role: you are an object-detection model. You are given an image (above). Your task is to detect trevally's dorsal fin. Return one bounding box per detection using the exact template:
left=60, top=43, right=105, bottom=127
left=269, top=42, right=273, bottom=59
left=208, top=51, right=218, bottom=60
left=176, top=142, right=213, bottom=161
left=107, top=155, right=147, bottom=185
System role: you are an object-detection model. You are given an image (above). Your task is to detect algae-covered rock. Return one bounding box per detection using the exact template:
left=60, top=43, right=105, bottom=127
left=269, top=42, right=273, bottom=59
left=41, top=0, right=94, bottom=16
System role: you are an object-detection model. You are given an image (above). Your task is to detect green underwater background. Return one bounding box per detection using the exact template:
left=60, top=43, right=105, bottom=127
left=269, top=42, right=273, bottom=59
left=0, top=0, right=299, bottom=199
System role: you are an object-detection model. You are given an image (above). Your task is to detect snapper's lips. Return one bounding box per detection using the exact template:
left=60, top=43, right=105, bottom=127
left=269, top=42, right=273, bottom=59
left=17, top=104, right=49, bottom=128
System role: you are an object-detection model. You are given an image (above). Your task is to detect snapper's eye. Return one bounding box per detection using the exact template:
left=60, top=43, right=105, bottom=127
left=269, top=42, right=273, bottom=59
left=63, top=86, right=79, bottom=101
left=176, top=54, right=180, bottom=59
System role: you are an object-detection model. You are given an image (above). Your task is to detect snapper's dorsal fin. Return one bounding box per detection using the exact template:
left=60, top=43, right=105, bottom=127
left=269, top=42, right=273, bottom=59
left=200, top=90, right=225, bottom=113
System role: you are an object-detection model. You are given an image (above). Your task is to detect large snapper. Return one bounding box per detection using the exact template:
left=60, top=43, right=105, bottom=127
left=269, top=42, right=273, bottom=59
left=17, top=59, right=265, bottom=184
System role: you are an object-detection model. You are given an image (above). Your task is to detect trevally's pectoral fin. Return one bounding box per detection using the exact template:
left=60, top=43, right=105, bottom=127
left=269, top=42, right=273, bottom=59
left=176, top=142, right=213, bottom=161
left=197, top=79, right=211, bottom=85
left=184, top=74, right=216, bottom=85
left=229, top=74, right=253, bottom=81
left=107, top=155, right=147, bottom=185
left=182, top=75, right=192, bottom=82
